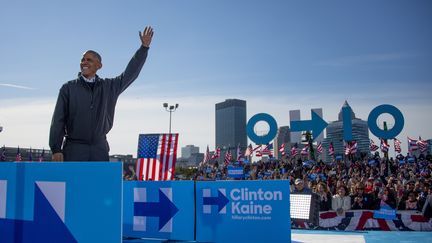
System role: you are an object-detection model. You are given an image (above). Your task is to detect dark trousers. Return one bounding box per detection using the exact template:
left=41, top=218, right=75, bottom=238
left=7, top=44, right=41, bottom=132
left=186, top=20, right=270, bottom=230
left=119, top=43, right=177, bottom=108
left=63, top=140, right=110, bottom=162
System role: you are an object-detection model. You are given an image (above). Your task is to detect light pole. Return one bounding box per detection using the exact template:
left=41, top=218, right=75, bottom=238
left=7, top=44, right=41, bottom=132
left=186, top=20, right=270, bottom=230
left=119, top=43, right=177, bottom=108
left=163, top=103, right=179, bottom=134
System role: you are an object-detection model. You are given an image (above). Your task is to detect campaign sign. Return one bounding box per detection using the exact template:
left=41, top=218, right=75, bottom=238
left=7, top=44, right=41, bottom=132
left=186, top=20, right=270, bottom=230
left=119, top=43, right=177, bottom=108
left=373, top=202, right=397, bottom=220
left=227, top=166, right=244, bottom=179
left=196, top=180, right=291, bottom=243
left=0, top=162, right=122, bottom=243
left=123, top=181, right=194, bottom=241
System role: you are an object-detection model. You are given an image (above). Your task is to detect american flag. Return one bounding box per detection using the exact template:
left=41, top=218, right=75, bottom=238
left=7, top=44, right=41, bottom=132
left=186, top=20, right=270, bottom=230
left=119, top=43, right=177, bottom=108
left=408, top=137, right=418, bottom=152
left=236, top=144, right=243, bottom=160
left=380, top=138, right=389, bottom=153
left=394, top=138, right=402, bottom=154
left=279, top=143, right=286, bottom=156
left=301, top=144, right=309, bottom=156
left=244, top=144, right=253, bottom=157
left=16, top=146, right=22, bottom=162
left=135, top=134, right=178, bottom=181
left=350, top=141, right=358, bottom=155
left=255, top=144, right=263, bottom=157
left=316, top=142, right=323, bottom=154
left=262, top=143, right=273, bottom=156
left=417, top=136, right=428, bottom=153
left=344, top=141, right=357, bottom=155
left=291, top=143, right=298, bottom=157
left=370, top=139, right=379, bottom=152
left=211, top=146, right=221, bottom=159
left=224, top=150, right=232, bottom=165
left=328, top=142, right=335, bottom=156
left=253, top=144, right=262, bottom=157
left=344, top=141, right=350, bottom=155
left=0, top=145, right=6, bottom=161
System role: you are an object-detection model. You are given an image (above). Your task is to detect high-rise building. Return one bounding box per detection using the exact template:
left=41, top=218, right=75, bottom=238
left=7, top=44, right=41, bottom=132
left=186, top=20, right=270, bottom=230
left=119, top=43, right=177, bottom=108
left=289, top=110, right=301, bottom=144
left=181, top=145, right=200, bottom=159
left=322, top=101, right=369, bottom=162
left=215, top=99, right=247, bottom=158
left=273, top=126, right=291, bottom=159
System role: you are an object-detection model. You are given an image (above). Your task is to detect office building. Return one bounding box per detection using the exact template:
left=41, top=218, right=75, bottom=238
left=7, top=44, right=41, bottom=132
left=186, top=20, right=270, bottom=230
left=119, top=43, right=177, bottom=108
left=273, top=126, right=291, bottom=159
left=181, top=145, right=200, bottom=159
left=215, top=99, right=247, bottom=159
left=322, top=101, right=369, bottom=162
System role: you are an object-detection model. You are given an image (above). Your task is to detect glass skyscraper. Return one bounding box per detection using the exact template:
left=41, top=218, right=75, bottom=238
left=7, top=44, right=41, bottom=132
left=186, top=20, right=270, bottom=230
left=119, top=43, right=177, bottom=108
left=215, top=99, right=247, bottom=157
left=322, top=101, right=369, bottom=162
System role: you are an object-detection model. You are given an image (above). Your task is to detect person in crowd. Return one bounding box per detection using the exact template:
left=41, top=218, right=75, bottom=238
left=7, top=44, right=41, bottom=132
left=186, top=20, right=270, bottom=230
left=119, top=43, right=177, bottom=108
left=405, top=192, right=420, bottom=210
left=315, top=182, right=332, bottom=211
left=351, top=183, right=374, bottom=210
left=332, top=185, right=351, bottom=215
left=377, top=186, right=397, bottom=209
left=364, top=177, right=375, bottom=194
left=398, top=180, right=416, bottom=210
left=422, top=186, right=432, bottom=218
left=293, top=178, right=311, bottom=194
left=418, top=182, right=430, bottom=209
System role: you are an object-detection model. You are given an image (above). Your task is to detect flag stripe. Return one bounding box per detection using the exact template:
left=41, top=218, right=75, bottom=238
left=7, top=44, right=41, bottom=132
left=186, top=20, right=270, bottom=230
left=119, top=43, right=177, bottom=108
left=143, top=159, right=148, bottom=180
left=171, top=134, right=179, bottom=180
left=159, top=134, right=167, bottom=181
left=163, top=134, right=172, bottom=181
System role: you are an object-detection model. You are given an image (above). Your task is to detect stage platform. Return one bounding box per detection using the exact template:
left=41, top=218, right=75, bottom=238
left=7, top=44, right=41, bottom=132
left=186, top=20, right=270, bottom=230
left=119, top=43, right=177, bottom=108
left=123, top=229, right=431, bottom=243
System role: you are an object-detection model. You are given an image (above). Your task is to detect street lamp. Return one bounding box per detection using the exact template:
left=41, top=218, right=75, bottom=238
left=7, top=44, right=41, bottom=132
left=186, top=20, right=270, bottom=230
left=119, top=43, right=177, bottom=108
left=163, top=103, right=179, bottom=134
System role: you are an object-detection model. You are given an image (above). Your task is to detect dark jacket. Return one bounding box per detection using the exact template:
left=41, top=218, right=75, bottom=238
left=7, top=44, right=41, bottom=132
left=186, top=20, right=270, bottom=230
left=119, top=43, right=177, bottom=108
left=422, top=195, right=432, bottom=218
left=351, top=193, right=374, bottom=210
left=49, top=46, right=149, bottom=153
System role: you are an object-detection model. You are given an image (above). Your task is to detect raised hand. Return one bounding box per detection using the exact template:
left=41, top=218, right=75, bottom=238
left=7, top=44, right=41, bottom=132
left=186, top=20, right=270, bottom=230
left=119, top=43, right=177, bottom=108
left=139, top=26, right=154, bottom=48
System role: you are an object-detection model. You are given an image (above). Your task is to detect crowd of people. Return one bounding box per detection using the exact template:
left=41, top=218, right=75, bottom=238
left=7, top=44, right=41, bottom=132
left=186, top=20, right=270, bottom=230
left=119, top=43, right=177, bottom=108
left=194, top=152, right=432, bottom=217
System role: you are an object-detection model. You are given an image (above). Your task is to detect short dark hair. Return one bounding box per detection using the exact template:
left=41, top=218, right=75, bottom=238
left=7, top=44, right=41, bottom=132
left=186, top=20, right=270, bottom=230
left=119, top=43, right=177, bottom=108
left=84, top=50, right=102, bottom=63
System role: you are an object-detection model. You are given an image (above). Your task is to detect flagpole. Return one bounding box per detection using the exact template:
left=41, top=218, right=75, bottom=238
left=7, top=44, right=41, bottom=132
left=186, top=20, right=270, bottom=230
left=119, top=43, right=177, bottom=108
left=383, top=121, right=389, bottom=159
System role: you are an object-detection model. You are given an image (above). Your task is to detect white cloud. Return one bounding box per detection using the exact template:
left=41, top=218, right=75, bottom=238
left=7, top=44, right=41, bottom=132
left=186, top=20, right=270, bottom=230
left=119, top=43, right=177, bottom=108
left=0, top=83, right=36, bottom=90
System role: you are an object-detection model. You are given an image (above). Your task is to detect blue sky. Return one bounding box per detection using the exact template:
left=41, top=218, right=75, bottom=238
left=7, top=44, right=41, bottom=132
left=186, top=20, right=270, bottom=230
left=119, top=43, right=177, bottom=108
left=0, top=0, right=431, bottom=157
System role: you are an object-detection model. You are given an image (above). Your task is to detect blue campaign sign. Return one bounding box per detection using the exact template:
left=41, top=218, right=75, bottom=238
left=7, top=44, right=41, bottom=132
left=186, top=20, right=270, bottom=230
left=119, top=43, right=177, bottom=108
left=290, top=110, right=328, bottom=141
left=196, top=180, right=291, bottom=243
left=368, top=159, right=377, bottom=166
left=373, top=202, right=397, bottom=220
left=123, top=181, right=194, bottom=241
left=0, top=162, right=122, bottom=243
left=246, top=113, right=278, bottom=145
left=227, top=166, right=244, bottom=179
